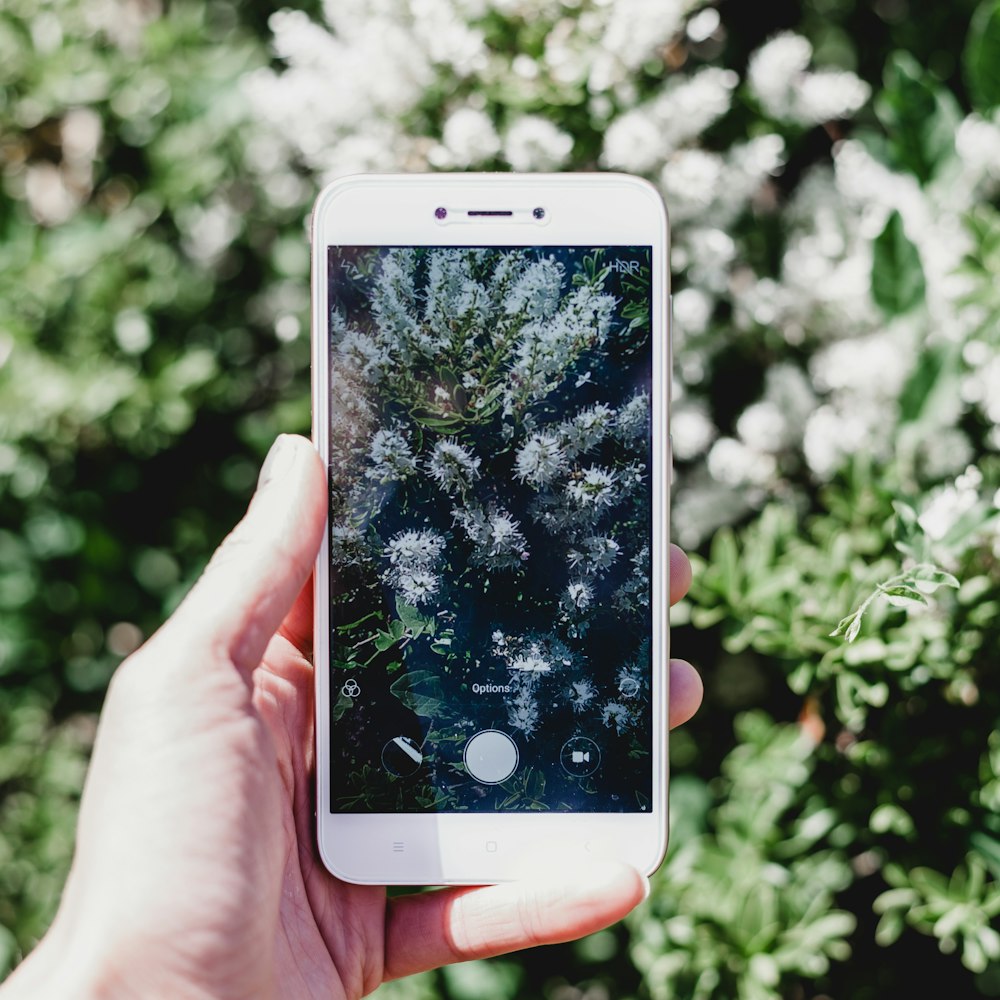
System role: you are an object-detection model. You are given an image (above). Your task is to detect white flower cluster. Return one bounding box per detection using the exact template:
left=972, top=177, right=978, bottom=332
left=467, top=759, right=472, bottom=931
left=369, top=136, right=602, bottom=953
left=492, top=630, right=574, bottom=676
left=382, top=529, right=446, bottom=607
left=505, top=284, right=616, bottom=414
left=427, top=439, right=481, bottom=495
left=366, top=425, right=418, bottom=483
left=453, top=505, right=529, bottom=570
left=567, top=535, right=621, bottom=577
left=747, top=32, right=870, bottom=125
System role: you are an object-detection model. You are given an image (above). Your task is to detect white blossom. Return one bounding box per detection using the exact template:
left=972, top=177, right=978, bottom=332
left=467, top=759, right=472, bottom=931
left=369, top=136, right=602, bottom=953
left=514, top=431, right=569, bottom=487
left=748, top=32, right=869, bottom=125
left=453, top=505, right=528, bottom=569
left=707, top=437, right=777, bottom=487
left=503, top=115, right=574, bottom=171
left=366, top=425, right=418, bottom=482
left=566, top=466, right=618, bottom=509
left=564, top=580, right=594, bottom=611
left=427, top=439, right=481, bottom=494
left=440, top=106, right=502, bottom=166
left=569, top=678, right=596, bottom=712
left=601, top=700, right=635, bottom=735
left=567, top=535, right=621, bottom=577
left=671, top=404, right=716, bottom=461
left=382, top=528, right=446, bottom=606
left=561, top=403, right=616, bottom=456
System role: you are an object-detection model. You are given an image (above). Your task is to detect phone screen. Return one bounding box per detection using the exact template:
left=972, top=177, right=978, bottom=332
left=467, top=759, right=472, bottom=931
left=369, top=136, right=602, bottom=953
left=327, top=245, right=653, bottom=814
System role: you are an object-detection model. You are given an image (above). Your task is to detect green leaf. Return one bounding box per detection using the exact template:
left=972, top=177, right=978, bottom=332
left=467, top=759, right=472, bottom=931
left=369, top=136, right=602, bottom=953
left=965, top=0, right=1000, bottom=111
left=872, top=210, right=926, bottom=315
left=897, top=345, right=962, bottom=429
left=390, top=670, right=447, bottom=718
left=830, top=609, right=864, bottom=643
left=876, top=51, right=960, bottom=183
left=880, top=584, right=928, bottom=608
left=374, top=631, right=397, bottom=652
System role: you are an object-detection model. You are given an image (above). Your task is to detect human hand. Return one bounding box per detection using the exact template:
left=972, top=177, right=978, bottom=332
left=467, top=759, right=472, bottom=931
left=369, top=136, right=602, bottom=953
left=4, top=434, right=702, bottom=1000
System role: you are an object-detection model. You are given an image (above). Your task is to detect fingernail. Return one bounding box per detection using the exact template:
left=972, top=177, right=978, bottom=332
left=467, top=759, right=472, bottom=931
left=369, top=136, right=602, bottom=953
left=640, top=875, right=652, bottom=901
left=257, top=435, right=296, bottom=490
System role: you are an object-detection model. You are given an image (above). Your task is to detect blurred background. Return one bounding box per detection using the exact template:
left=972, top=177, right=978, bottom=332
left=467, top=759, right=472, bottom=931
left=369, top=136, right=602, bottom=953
left=2, top=0, right=999, bottom=996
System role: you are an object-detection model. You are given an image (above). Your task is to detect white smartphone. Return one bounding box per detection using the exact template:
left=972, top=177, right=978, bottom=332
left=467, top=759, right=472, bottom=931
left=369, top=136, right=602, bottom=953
left=311, top=173, right=670, bottom=885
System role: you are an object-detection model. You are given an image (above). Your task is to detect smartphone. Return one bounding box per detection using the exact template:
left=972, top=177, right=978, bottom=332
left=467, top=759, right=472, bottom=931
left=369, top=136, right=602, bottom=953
left=312, top=173, right=670, bottom=884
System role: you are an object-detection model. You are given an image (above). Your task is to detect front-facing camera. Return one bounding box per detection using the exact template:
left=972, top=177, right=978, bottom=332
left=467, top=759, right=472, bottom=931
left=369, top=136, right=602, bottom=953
left=435, top=207, right=448, bottom=220
left=533, top=207, right=546, bottom=220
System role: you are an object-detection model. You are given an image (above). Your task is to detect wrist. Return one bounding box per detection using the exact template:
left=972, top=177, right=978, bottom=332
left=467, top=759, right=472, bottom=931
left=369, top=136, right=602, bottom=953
left=1, top=933, right=105, bottom=1000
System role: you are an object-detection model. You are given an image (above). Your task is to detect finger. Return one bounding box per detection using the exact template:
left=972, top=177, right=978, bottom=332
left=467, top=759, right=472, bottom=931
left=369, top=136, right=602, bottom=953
left=160, top=435, right=326, bottom=673
left=382, top=861, right=646, bottom=982
left=277, top=572, right=315, bottom=659
left=669, top=543, right=692, bottom=605
left=668, top=658, right=702, bottom=729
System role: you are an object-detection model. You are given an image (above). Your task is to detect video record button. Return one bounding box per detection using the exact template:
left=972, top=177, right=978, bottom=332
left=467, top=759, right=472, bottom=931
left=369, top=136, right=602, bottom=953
left=560, top=736, right=601, bottom=777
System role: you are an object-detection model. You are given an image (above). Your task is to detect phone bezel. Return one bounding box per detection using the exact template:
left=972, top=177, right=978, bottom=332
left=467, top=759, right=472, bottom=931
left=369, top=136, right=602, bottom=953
left=311, top=173, right=670, bottom=885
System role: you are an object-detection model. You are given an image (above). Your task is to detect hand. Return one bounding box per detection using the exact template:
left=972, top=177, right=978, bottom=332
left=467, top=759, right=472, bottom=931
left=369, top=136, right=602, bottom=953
left=4, top=434, right=702, bottom=1000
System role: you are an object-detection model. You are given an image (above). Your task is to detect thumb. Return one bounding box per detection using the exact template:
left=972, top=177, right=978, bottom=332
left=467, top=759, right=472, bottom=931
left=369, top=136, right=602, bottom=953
left=160, top=434, right=326, bottom=673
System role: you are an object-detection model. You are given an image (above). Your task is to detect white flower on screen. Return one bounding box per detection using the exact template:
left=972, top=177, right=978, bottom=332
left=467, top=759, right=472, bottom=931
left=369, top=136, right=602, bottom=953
left=564, top=580, right=594, bottom=611
left=503, top=115, right=574, bottom=171
left=569, top=678, right=596, bottom=712
left=366, top=425, right=419, bottom=482
left=336, top=327, right=392, bottom=381
left=566, top=466, right=618, bottom=509
left=514, top=431, right=569, bottom=487
left=508, top=687, right=540, bottom=737
left=427, top=439, right=481, bottom=494
left=382, top=528, right=445, bottom=606
left=423, top=250, right=489, bottom=353
left=510, top=652, right=551, bottom=673
left=395, top=569, right=440, bottom=606
left=329, top=520, right=364, bottom=566
left=561, top=403, right=616, bottom=456
left=567, top=535, right=621, bottom=577
left=615, top=391, right=649, bottom=442
left=384, top=528, right=445, bottom=569
left=505, top=284, right=615, bottom=411
left=502, top=257, right=564, bottom=319
left=453, top=505, right=529, bottom=570
left=372, top=248, right=421, bottom=348
left=601, top=700, right=635, bottom=735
